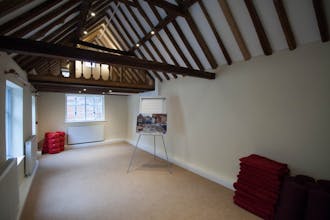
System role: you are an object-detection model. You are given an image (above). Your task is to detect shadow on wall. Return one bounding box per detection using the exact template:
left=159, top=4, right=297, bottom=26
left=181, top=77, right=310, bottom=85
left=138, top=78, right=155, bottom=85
left=166, top=95, right=190, bottom=161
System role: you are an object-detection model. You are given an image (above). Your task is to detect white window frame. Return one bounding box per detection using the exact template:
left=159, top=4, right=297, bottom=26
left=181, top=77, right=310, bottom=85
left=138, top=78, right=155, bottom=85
left=5, top=80, right=24, bottom=162
left=65, top=94, right=105, bottom=123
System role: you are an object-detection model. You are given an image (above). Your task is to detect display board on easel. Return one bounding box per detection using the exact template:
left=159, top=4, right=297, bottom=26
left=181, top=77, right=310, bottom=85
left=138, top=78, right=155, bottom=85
left=128, top=97, right=171, bottom=173
left=136, top=97, right=167, bottom=135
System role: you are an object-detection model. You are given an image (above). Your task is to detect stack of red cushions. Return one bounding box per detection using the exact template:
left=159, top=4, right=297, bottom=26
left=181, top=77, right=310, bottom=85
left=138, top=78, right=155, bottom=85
left=233, top=154, right=289, bottom=220
left=42, top=131, right=65, bottom=154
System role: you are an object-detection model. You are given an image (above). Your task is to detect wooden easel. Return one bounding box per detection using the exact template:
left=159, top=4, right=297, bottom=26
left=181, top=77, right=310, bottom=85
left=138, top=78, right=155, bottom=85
left=127, top=133, right=171, bottom=173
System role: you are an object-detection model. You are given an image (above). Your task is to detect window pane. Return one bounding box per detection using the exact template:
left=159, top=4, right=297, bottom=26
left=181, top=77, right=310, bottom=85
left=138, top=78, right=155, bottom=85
left=75, top=100, right=85, bottom=121
left=66, top=106, right=75, bottom=121
left=67, top=96, right=75, bottom=106
left=66, top=94, right=104, bottom=122
left=86, top=105, right=95, bottom=120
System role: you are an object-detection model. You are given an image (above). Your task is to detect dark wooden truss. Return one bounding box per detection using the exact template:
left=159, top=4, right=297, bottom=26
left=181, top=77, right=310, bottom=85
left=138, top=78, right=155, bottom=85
left=0, top=0, right=328, bottom=94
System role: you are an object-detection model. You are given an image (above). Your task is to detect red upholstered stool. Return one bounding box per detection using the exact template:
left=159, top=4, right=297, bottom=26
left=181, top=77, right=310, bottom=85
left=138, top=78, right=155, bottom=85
left=42, top=131, right=66, bottom=154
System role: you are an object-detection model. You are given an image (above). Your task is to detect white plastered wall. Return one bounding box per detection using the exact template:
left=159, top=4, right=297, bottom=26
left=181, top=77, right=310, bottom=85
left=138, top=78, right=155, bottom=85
left=37, top=93, right=128, bottom=144
left=0, top=52, right=33, bottom=185
left=127, top=42, right=330, bottom=189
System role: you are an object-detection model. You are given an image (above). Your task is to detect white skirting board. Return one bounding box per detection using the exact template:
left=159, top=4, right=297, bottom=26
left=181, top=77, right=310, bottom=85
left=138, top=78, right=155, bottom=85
left=126, top=139, right=235, bottom=190
left=65, top=139, right=126, bottom=149
left=67, top=125, right=105, bottom=145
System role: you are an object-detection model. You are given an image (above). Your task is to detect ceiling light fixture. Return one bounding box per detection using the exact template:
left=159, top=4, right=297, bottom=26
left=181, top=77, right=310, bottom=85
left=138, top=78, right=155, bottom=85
left=83, top=88, right=87, bottom=92
left=136, top=43, right=140, bottom=47
left=83, top=30, right=88, bottom=35
left=150, top=31, right=155, bottom=35
left=91, top=12, right=96, bottom=17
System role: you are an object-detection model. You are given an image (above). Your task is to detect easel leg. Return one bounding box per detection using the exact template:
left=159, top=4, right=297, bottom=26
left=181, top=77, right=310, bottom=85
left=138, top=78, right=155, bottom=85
left=161, top=135, right=171, bottom=173
left=127, top=134, right=141, bottom=173
left=153, top=135, right=156, bottom=160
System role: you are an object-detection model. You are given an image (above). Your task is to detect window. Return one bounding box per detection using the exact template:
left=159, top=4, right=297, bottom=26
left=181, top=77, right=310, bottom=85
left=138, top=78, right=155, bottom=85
left=66, top=94, right=105, bottom=122
left=6, top=80, right=23, bottom=160
left=32, top=95, right=36, bottom=135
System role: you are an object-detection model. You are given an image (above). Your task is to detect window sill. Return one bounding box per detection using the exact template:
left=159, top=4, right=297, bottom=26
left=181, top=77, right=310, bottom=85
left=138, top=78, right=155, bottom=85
left=17, top=155, right=25, bottom=166
left=65, top=120, right=107, bottom=124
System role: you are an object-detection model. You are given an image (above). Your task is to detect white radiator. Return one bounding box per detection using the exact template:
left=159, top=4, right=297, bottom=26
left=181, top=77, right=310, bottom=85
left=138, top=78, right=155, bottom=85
left=25, top=135, right=37, bottom=176
left=0, top=158, right=19, bottom=220
left=67, top=125, right=104, bottom=145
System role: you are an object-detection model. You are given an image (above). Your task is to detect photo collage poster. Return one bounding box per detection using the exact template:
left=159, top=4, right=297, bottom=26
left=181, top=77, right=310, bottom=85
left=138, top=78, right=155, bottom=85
left=136, top=114, right=167, bottom=134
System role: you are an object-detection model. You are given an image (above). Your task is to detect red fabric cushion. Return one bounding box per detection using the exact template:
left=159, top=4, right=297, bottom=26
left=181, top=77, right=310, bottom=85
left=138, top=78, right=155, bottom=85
left=240, top=154, right=288, bottom=175
left=48, top=147, right=61, bottom=154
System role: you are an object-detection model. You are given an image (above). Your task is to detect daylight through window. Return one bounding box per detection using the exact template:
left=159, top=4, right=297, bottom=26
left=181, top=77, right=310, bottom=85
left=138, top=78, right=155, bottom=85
left=66, top=94, right=105, bottom=122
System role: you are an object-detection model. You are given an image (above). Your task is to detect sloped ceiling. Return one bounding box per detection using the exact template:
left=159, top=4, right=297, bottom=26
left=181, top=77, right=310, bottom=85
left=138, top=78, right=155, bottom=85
left=0, top=0, right=329, bottom=92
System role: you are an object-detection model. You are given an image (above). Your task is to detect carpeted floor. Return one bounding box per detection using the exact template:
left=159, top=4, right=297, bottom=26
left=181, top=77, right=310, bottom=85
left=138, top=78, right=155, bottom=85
left=21, top=142, right=260, bottom=220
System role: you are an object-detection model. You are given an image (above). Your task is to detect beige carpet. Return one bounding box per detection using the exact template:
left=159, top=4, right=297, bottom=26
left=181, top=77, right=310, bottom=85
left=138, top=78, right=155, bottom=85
left=21, top=142, right=260, bottom=220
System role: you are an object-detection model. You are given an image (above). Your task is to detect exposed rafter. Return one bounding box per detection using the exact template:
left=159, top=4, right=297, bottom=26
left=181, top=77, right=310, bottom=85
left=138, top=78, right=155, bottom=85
left=144, top=0, right=186, bottom=17
left=244, top=0, right=272, bottom=56
left=77, top=40, right=134, bottom=56
left=218, top=0, right=251, bottom=60
left=1, top=0, right=327, bottom=89
left=0, top=0, right=63, bottom=35
left=273, top=0, right=296, bottom=50
left=0, top=36, right=216, bottom=79
left=11, top=0, right=80, bottom=38
left=149, top=4, right=193, bottom=69
left=198, top=0, right=232, bottom=65
left=74, top=0, right=93, bottom=45
left=312, top=0, right=329, bottom=42
left=0, top=0, right=31, bottom=18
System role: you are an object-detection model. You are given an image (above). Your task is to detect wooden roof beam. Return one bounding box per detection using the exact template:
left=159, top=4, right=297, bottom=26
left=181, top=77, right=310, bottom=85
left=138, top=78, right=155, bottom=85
left=273, top=0, right=296, bottom=50
left=11, top=0, right=80, bottom=38
left=129, top=0, right=199, bottom=52
left=218, top=0, right=251, bottom=60
left=104, top=9, right=160, bottom=82
left=115, top=0, right=137, bottom=7
left=149, top=4, right=193, bottom=69
left=0, top=0, right=63, bottom=35
left=0, top=36, right=215, bottom=79
left=29, top=7, right=79, bottom=41
left=76, top=40, right=134, bottom=56
left=144, top=0, right=186, bottom=17
left=29, top=76, right=154, bottom=91
left=32, top=82, right=152, bottom=94
left=198, top=1, right=232, bottom=65
left=108, top=5, right=170, bottom=80
left=244, top=0, right=272, bottom=55
left=312, top=0, right=329, bottom=42
left=0, top=0, right=31, bottom=18
left=176, top=0, right=217, bottom=68
left=123, top=3, right=178, bottom=79
left=73, top=0, right=93, bottom=45
left=132, top=3, right=180, bottom=70
left=43, top=18, right=80, bottom=43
